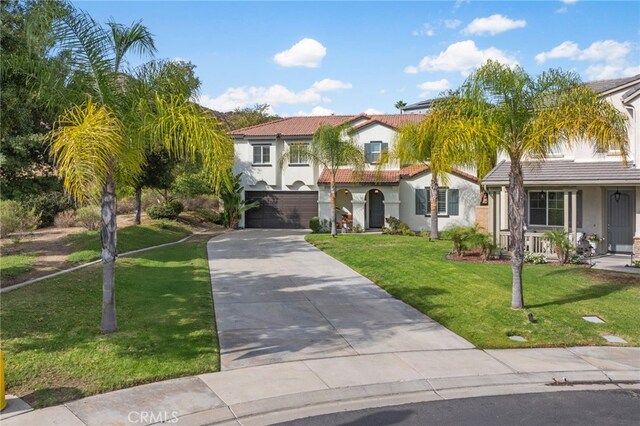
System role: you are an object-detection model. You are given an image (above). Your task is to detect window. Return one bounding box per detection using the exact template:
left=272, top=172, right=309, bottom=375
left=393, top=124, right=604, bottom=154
left=528, top=191, right=564, bottom=226
left=365, top=141, right=388, bottom=164
left=252, top=145, right=270, bottom=165
left=288, top=143, right=307, bottom=165
left=415, top=188, right=459, bottom=216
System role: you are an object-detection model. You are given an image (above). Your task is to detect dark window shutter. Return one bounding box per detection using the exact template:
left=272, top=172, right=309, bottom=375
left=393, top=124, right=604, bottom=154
left=364, top=143, right=372, bottom=163
left=426, top=189, right=431, bottom=214
left=577, top=190, right=583, bottom=228
left=415, top=188, right=427, bottom=215
left=448, top=189, right=459, bottom=216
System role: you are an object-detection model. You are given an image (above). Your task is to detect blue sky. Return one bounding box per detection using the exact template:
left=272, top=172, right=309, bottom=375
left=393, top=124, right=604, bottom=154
left=75, top=1, right=640, bottom=116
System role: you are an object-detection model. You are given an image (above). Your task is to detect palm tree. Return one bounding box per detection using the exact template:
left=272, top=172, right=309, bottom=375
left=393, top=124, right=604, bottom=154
left=395, top=100, right=407, bottom=114
left=440, top=60, right=628, bottom=309
left=47, top=7, right=234, bottom=332
left=280, top=124, right=364, bottom=237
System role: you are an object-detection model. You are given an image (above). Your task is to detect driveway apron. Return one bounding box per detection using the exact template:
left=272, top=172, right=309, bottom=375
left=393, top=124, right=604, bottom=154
left=208, top=229, right=473, bottom=370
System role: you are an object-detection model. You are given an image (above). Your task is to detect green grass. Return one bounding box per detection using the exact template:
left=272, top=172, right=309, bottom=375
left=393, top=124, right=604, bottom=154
left=65, top=222, right=191, bottom=263
left=0, top=254, right=36, bottom=279
left=306, top=234, right=640, bottom=348
left=0, top=236, right=219, bottom=408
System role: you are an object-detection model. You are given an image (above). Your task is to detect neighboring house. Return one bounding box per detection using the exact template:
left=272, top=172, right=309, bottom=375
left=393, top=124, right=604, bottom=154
left=482, top=74, right=640, bottom=260
left=231, top=114, right=480, bottom=231
left=400, top=99, right=433, bottom=115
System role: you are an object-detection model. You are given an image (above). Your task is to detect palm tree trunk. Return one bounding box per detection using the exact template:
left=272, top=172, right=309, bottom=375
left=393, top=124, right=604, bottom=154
left=134, top=186, right=142, bottom=225
left=101, top=174, right=118, bottom=333
left=430, top=173, right=439, bottom=240
left=330, top=178, right=337, bottom=237
left=508, top=159, right=525, bottom=309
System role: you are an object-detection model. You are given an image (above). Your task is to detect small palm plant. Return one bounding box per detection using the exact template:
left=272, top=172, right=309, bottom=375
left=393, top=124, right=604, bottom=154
left=220, top=173, right=259, bottom=229
left=543, top=229, right=573, bottom=264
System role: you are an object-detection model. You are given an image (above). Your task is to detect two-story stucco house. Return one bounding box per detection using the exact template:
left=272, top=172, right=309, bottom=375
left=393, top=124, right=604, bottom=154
left=482, top=74, right=640, bottom=260
left=231, top=114, right=480, bottom=231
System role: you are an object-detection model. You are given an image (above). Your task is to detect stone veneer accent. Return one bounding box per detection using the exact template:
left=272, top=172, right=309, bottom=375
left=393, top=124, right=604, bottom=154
left=634, top=237, right=640, bottom=260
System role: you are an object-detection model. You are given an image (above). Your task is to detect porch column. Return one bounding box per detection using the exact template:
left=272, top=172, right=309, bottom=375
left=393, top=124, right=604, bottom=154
left=563, top=191, right=570, bottom=234
left=351, top=193, right=366, bottom=230
left=500, top=186, right=508, bottom=230
left=634, top=186, right=640, bottom=260
left=571, top=190, right=577, bottom=246
left=488, top=190, right=496, bottom=243
left=383, top=200, right=401, bottom=227
left=318, top=188, right=332, bottom=224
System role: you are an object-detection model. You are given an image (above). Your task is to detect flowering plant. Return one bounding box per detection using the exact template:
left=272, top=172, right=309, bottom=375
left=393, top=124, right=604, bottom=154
left=584, top=234, right=603, bottom=242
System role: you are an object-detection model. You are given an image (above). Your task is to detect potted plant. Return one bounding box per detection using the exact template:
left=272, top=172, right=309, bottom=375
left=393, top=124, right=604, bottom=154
left=584, top=234, right=603, bottom=252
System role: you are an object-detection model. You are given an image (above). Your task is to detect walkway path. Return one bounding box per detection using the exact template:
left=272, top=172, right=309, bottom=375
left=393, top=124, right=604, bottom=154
left=207, top=229, right=473, bottom=369
left=2, top=230, right=638, bottom=425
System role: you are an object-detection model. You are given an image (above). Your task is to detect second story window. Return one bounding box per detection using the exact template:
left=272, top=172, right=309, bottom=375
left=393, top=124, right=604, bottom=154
left=365, top=141, right=388, bottom=164
left=252, top=145, right=270, bottom=165
left=288, top=144, right=308, bottom=165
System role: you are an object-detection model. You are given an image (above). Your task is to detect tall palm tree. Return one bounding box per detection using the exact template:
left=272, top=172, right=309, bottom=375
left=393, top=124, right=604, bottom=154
left=395, top=100, right=407, bottom=114
left=280, top=124, right=364, bottom=237
left=440, top=60, right=628, bottom=309
left=47, top=7, right=234, bottom=332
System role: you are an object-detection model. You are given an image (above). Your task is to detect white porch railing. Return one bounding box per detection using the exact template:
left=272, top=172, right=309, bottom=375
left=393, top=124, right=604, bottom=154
left=498, top=232, right=556, bottom=256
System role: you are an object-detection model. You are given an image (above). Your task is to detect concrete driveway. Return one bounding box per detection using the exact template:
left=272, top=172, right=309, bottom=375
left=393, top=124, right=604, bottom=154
left=208, top=229, right=473, bottom=370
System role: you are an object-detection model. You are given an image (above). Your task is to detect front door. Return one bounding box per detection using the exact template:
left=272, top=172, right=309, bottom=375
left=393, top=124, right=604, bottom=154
left=607, top=189, right=633, bottom=253
left=369, top=190, right=385, bottom=228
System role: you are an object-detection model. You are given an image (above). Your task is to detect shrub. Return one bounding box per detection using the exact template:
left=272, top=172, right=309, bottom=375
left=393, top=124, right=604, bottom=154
left=182, top=195, right=220, bottom=211
left=191, top=209, right=221, bottom=224
left=76, top=206, right=101, bottom=230
left=116, top=197, right=136, bottom=214
left=524, top=251, right=547, bottom=264
left=352, top=224, right=364, bottom=233
left=309, top=217, right=322, bottom=233
left=632, top=260, right=640, bottom=268
left=386, top=217, right=402, bottom=234
left=0, top=200, right=40, bottom=238
left=147, top=200, right=184, bottom=220
left=21, top=191, right=74, bottom=227
left=54, top=210, right=76, bottom=228
left=568, top=254, right=586, bottom=265
left=543, top=228, right=573, bottom=264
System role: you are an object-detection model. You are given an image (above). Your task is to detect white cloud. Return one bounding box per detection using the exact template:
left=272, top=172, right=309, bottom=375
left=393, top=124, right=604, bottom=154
left=462, top=14, right=526, bottom=36
left=311, top=78, right=352, bottom=91
left=444, top=19, right=462, bottom=29
left=379, top=89, right=386, bottom=95
left=199, top=78, right=351, bottom=111
left=364, top=108, right=384, bottom=115
left=555, top=7, right=568, bottom=14
left=585, top=64, right=640, bottom=80
left=417, top=79, right=450, bottom=97
left=561, top=0, right=578, bottom=4
left=407, top=40, right=518, bottom=76
left=412, top=23, right=435, bottom=37
left=404, top=65, right=419, bottom=74
left=273, top=38, right=327, bottom=68
left=535, top=40, right=631, bottom=64
left=295, top=106, right=335, bottom=116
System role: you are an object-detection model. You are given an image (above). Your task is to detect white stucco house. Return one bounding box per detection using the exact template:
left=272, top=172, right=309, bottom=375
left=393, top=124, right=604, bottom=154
left=482, top=74, right=640, bottom=260
left=231, top=114, right=480, bottom=231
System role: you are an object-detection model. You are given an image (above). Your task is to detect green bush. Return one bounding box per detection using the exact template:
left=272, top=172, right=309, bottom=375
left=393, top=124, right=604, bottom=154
left=543, top=228, right=573, bottom=264
left=192, top=209, right=221, bottom=224
left=309, top=217, right=322, bottom=233
left=524, top=251, right=547, bottom=264
left=147, top=200, right=184, bottom=220
left=444, top=225, right=497, bottom=260
left=0, top=200, right=40, bottom=238
left=76, top=206, right=101, bottom=231
left=21, top=191, right=74, bottom=227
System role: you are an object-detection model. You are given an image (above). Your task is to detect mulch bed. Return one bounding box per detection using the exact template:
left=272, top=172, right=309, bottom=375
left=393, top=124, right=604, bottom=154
left=446, top=250, right=591, bottom=268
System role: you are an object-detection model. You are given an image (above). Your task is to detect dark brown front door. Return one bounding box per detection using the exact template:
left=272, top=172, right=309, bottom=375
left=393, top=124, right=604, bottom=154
left=244, top=191, right=318, bottom=229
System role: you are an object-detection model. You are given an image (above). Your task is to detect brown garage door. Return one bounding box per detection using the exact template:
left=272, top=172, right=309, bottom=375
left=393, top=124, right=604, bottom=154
left=244, top=191, right=318, bottom=229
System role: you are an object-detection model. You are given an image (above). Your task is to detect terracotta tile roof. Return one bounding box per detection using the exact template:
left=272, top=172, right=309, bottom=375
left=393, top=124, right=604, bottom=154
left=231, top=113, right=424, bottom=137
left=317, top=164, right=477, bottom=186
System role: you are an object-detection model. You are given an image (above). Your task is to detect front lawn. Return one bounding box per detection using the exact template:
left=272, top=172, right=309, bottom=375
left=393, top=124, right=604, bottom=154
left=65, top=222, right=191, bottom=263
left=0, top=254, right=36, bottom=279
left=0, top=234, right=219, bottom=408
left=306, top=235, right=640, bottom=348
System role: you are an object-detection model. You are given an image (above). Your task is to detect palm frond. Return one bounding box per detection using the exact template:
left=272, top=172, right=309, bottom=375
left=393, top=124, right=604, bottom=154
left=107, top=19, right=157, bottom=72
left=48, top=99, right=126, bottom=203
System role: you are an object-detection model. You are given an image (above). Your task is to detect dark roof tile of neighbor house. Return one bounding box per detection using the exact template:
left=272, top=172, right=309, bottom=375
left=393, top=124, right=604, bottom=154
left=586, top=74, right=640, bottom=94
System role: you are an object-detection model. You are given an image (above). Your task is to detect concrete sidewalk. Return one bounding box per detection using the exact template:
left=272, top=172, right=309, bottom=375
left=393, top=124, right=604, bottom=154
left=3, top=230, right=638, bottom=425
left=3, top=346, right=638, bottom=426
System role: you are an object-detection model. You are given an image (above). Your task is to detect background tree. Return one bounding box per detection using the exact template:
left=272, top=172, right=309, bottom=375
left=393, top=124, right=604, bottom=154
left=442, top=60, right=628, bottom=309
left=225, top=103, right=279, bottom=130
left=280, top=124, right=364, bottom=237
left=132, top=148, right=176, bottom=224
left=47, top=6, right=234, bottom=333
left=394, top=100, right=407, bottom=114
